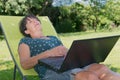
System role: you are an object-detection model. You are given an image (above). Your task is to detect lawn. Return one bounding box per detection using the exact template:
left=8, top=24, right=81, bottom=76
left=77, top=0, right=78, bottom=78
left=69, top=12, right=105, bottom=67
left=0, top=31, right=120, bottom=80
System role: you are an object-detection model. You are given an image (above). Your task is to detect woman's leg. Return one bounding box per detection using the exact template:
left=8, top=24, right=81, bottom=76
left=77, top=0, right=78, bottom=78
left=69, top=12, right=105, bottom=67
left=100, top=70, right=120, bottom=80
left=84, top=63, right=120, bottom=80
left=84, top=63, right=109, bottom=77
left=74, top=70, right=100, bottom=80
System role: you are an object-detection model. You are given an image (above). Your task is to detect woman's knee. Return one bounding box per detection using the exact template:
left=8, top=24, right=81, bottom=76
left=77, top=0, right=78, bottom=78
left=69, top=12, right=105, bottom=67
left=74, top=71, right=99, bottom=80
left=86, top=63, right=110, bottom=77
left=86, top=63, right=108, bottom=71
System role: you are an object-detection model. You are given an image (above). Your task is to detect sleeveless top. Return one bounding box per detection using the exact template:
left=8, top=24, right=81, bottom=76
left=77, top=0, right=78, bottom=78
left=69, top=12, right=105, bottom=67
left=19, top=36, right=62, bottom=78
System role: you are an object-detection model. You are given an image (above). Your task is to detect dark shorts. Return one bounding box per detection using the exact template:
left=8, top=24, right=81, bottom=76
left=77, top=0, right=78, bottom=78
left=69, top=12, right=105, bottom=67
left=41, top=68, right=83, bottom=80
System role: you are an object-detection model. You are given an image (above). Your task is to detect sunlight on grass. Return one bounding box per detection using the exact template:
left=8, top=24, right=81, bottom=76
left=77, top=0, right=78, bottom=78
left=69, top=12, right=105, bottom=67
left=0, top=40, right=11, bottom=59
left=0, top=60, right=13, bottom=70
left=60, top=31, right=120, bottom=48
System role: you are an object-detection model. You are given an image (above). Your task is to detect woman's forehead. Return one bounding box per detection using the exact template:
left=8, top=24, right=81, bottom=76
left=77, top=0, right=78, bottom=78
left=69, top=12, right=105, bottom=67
left=26, top=17, right=39, bottom=21
left=26, top=17, right=35, bottom=20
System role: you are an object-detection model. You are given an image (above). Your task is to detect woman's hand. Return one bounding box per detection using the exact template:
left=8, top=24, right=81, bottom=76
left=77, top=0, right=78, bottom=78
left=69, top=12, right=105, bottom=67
left=47, top=45, right=68, bottom=57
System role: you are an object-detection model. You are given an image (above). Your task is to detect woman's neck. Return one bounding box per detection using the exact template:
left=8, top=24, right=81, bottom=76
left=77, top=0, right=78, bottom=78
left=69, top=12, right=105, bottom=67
left=31, top=32, right=45, bottom=39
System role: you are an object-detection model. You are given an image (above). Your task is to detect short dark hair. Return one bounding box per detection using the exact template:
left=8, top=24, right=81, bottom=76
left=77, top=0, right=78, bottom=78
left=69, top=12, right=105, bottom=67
left=19, top=14, right=40, bottom=37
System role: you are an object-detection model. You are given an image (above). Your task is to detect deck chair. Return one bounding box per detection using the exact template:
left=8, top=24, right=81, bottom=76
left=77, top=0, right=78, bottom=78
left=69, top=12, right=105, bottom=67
left=0, top=16, right=58, bottom=80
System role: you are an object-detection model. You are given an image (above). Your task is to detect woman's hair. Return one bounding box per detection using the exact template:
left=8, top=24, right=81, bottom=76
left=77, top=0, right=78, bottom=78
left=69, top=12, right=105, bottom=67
left=19, top=14, right=41, bottom=37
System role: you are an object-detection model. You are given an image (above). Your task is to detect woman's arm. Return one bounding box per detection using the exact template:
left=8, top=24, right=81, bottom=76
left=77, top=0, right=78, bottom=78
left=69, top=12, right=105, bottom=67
left=18, top=43, right=68, bottom=70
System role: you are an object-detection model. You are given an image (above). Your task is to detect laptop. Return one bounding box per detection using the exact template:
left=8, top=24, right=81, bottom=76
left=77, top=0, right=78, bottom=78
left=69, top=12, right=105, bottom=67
left=38, top=35, right=120, bottom=73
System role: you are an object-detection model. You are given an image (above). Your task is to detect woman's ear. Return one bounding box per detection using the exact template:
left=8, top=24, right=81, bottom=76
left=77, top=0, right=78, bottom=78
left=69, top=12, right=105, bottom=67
left=24, top=30, right=30, bottom=34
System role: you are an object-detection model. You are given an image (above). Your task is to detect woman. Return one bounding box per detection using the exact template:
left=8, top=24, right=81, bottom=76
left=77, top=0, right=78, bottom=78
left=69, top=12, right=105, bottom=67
left=18, top=14, right=120, bottom=80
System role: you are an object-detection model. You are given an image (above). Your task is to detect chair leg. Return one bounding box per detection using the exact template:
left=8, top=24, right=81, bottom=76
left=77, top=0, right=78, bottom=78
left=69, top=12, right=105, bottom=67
left=13, top=65, right=27, bottom=80
left=13, top=65, right=16, bottom=80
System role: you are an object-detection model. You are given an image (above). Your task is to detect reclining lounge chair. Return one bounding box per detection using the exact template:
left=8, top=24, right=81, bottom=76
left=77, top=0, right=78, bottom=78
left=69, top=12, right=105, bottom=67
left=0, top=16, right=58, bottom=80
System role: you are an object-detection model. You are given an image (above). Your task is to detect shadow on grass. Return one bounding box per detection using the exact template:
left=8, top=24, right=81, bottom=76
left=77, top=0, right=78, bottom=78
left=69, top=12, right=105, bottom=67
left=0, top=69, right=39, bottom=80
left=0, top=68, right=15, bottom=80
left=0, top=60, right=39, bottom=80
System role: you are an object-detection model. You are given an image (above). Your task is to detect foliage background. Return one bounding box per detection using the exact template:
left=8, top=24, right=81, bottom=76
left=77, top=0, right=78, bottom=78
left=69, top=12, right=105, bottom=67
left=0, top=0, right=120, bottom=33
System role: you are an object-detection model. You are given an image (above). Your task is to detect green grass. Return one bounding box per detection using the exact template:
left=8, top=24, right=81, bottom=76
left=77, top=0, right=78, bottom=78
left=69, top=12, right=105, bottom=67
left=1, top=31, right=120, bottom=80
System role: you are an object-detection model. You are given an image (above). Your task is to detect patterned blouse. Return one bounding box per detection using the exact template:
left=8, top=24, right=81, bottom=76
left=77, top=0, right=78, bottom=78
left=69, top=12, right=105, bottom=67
left=19, top=36, right=62, bottom=78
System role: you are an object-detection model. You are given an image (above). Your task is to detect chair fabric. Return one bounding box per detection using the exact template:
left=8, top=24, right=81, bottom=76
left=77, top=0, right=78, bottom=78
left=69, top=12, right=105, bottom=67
left=0, top=16, right=58, bottom=80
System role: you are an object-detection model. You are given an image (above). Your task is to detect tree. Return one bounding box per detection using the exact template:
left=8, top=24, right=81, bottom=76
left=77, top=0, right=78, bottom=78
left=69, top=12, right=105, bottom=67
left=105, top=0, right=120, bottom=27
left=70, top=3, right=88, bottom=31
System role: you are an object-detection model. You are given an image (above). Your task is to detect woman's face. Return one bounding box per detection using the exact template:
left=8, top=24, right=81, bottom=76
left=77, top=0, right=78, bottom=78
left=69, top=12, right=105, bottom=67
left=26, top=17, right=41, bottom=31
left=25, top=17, right=42, bottom=36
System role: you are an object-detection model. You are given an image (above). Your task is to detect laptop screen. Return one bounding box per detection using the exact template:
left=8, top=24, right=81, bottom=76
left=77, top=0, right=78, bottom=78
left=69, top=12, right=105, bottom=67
left=60, top=35, right=120, bottom=72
